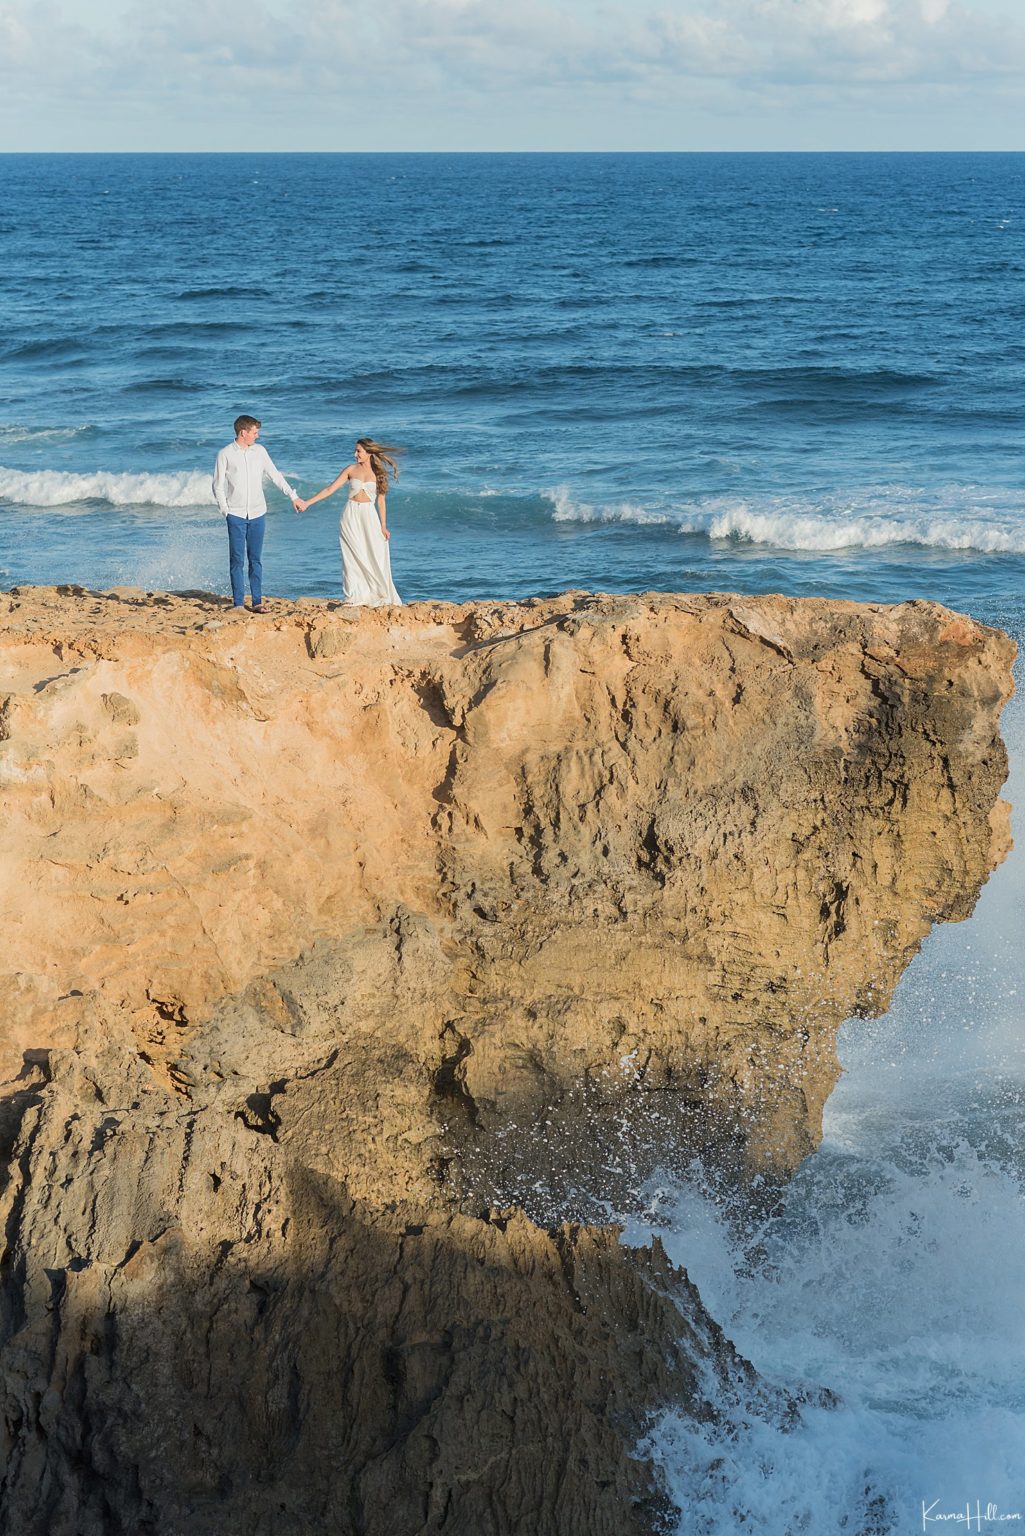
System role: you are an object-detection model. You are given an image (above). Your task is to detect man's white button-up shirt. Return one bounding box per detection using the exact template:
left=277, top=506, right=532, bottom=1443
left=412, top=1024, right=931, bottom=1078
left=212, top=442, right=297, bottom=520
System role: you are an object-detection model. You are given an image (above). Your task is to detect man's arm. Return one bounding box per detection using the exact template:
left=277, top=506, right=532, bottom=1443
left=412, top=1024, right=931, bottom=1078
left=259, top=445, right=300, bottom=507
left=212, top=447, right=231, bottom=516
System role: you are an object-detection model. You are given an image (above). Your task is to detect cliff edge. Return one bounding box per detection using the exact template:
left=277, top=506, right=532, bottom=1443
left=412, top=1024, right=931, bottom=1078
left=0, top=585, right=1014, bottom=1535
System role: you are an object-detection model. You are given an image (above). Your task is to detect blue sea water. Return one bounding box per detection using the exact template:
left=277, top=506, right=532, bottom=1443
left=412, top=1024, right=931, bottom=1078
left=1, top=153, right=1024, bottom=622
left=2, top=152, right=1024, bottom=1533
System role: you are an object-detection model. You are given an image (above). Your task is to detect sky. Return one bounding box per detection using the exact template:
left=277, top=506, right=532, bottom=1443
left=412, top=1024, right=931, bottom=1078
left=1, top=0, right=1023, bottom=151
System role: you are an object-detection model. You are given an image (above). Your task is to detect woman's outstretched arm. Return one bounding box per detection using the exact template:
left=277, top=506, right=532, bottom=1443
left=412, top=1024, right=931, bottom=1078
left=295, top=466, right=352, bottom=513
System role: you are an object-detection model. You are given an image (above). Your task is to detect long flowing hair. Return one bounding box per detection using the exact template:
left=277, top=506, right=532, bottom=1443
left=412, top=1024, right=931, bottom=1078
left=357, top=438, right=404, bottom=496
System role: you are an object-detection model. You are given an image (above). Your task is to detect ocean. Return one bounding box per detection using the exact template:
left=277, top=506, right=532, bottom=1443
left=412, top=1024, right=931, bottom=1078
left=2, top=151, right=1024, bottom=1533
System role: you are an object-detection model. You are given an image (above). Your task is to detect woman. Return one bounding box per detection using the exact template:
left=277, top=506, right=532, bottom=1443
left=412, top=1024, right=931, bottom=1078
left=296, top=438, right=403, bottom=606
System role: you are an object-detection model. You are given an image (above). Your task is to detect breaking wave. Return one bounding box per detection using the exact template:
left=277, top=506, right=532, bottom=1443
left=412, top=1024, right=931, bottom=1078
left=547, top=487, right=1025, bottom=555
left=703, top=500, right=1025, bottom=554
left=0, top=466, right=211, bottom=508
left=546, top=487, right=672, bottom=527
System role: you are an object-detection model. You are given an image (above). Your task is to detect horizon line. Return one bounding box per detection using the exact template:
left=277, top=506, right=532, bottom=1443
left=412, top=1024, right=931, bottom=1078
left=2, top=146, right=1024, bottom=156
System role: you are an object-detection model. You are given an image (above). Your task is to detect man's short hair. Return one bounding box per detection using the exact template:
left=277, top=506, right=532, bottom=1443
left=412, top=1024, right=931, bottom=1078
left=234, top=414, right=261, bottom=436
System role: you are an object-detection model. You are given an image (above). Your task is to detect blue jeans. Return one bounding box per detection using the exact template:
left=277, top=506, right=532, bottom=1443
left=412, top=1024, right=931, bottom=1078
left=226, top=515, right=265, bottom=606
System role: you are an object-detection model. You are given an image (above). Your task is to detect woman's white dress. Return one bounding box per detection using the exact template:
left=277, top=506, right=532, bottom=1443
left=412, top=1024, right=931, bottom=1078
left=340, top=478, right=401, bottom=606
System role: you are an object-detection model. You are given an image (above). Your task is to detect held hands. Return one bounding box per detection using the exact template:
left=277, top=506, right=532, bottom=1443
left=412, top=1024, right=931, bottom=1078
left=293, top=498, right=307, bottom=514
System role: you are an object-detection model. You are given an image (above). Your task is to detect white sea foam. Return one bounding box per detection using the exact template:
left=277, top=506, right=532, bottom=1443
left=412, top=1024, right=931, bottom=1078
left=0, top=424, right=95, bottom=445
left=634, top=1120, right=1025, bottom=1535
left=546, top=484, right=1025, bottom=555
left=704, top=498, right=1025, bottom=553
left=546, top=487, right=671, bottom=527
left=0, top=466, right=212, bottom=508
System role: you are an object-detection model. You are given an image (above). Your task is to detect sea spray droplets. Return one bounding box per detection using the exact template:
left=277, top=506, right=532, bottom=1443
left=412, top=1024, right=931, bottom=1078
left=0, top=466, right=212, bottom=509
left=619, top=1095, right=1025, bottom=1533
left=644, top=1389, right=901, bottom=1536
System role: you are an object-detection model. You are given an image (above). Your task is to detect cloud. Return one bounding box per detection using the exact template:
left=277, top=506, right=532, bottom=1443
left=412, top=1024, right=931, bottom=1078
left=640, top=0, right=1025, bottom=86
left=0, top=0, right=106, bottom=81
left=202, top=0, right=1025, bottom=91
left=2, top=0, right=1024, bottom=113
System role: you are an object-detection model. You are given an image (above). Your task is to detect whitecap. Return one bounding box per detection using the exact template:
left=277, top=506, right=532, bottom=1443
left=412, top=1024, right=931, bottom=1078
left=682, top=488, right=1025, bottom=556
left=542, top=483, right=1025, bottom=555
left=702, top=497, right=1025, bottom=555
left=545, top=487, right=671, bottom=526
left=0, top=466, right=212, bottom=508
left=0, top=424, right=95, bottom=445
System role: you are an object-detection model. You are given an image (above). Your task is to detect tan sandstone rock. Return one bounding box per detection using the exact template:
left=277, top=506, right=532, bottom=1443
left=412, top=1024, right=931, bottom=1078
left=0, top=584, right=1013, bottom=1535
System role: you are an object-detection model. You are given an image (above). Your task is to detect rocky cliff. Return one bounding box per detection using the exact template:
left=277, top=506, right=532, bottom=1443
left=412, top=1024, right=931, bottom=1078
left=0, top=584, right=1014, bottom=1535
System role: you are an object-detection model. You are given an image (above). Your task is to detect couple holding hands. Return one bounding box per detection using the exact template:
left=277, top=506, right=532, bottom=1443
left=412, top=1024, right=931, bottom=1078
left=212, top=415, right=402, bottom=612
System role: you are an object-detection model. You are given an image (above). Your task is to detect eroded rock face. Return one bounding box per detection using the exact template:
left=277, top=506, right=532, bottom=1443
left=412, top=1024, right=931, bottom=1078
left=0, top=585, right=1013, bottom=1534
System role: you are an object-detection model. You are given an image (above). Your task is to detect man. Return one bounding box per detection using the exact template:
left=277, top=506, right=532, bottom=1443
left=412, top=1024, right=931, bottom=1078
left=212, top=415, right=301, bottom=613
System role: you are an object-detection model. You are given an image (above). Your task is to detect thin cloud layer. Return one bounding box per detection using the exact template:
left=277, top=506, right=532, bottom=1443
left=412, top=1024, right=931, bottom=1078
left=1, top=0, right=1022, bottom=141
